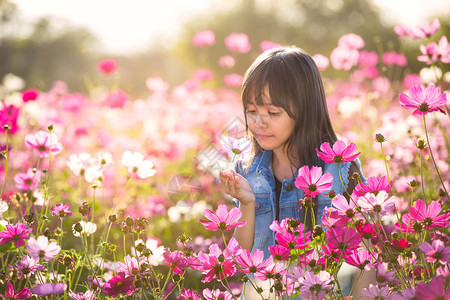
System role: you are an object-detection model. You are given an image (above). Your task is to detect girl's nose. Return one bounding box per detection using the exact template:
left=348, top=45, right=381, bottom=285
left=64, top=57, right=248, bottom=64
left=254, top=114, right=267, bottom=127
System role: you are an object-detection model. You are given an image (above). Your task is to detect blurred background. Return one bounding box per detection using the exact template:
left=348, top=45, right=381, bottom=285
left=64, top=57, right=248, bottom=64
left=2, top=0, right=449, bottom=98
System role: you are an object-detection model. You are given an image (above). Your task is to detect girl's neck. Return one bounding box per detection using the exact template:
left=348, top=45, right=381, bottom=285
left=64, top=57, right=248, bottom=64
left=272, top=148, right=298, bottom=181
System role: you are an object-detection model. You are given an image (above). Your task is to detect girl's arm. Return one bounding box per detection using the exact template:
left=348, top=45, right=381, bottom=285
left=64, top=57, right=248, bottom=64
left=219, top=169, right=256, bottom=251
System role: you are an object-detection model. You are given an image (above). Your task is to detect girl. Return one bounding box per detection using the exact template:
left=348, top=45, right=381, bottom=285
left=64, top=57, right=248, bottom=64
left=219, top=46, right=364, bottom=260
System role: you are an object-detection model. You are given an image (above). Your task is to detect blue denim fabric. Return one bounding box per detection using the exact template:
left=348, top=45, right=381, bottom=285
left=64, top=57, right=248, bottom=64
left=234, top=150, right=365, bottom=259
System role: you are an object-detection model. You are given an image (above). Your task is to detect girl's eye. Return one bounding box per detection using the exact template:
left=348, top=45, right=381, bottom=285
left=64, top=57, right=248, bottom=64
left=246, top=110, right=256, bottom=114
left=268, top=111, right=280, bottom=116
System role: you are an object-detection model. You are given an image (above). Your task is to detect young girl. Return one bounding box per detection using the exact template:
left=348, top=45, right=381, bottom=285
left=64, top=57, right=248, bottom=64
left=219, top=46, right=363, bottom=260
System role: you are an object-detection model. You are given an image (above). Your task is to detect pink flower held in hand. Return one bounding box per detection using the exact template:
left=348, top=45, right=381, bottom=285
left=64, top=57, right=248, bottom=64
left=0, top=223, right=32, bottom=247
left=220, top=136, right=252, bottom=161
left=199, top=204, right=246, bottom=231
left=316, top=140, right=361, bottom=164
left=295, top=166, right=333, bottom=198
left=27, top=235, right=61, bottom=261
left=97, top=59, right=118, bottom=75
left=191, top=30, right=215, bottom=48
left=22, top=88, right=39, bottom=102
left=121, top=151, right=156, bottom=179
left=224, top=32, right=251, bottom=53
left=25, top=130, right=63, bottom=157
left=399, top=84, right=447, bottom=116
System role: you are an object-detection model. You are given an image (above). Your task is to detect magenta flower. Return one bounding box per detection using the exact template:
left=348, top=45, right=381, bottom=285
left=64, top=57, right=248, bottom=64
left=103, top=89, right=129, bottom=109
left=295, top=165, right=333, bottom=198
left=50, top=203, right=73, bottom=220
left=103, top=272, right=134, bottom=298
left=399, top=84, right=447, bottom=116
left=27, top=236, right=61, bottom=261
left=353, top=175, right=391, bottom=197
left=224, top=32, right=251, bottom=53
left=31, top=283, right=67, bottom=296
left=268, top=244, right=291, bottom=261
left=275, top=230, right=311, bottom=250
left=357, top=191, right=396, bottom=216
left=163, top=249, right=188, bottom=275
left=415, top=277, right=450, bottom=300
left=345, top=249, right=376, bottom=271
left=25, top=130, right=63, bottom=157
left=15, top=255, right=43, bottom=279
left=191, top=30, right=215, bottom=48
left=5, top=282, right=31, bottom=299
left=14, top=168, right=42, bottom=191
left=97, top=58, right=118, bottom=75
left=0, top=223, right=31, bottom=247
left=326, top=226, right=361, bottom=252
left=255, top=260, right=287, bottom=281
left=22, top=88, right=39, bottom=102
left=392, top=288, right=416, bottom=300
left=383, top=51, right=407, bottom=67
left=409, top=199, right=450, bottom=230
left=0, top=103, right=20, bottom=134
left=199, top=204, right=246, bottom=231
left=179, top=288, right=201, bottom=300
left=236, top=248, right=272, bottom=275
left=316, top=140, right=361, bottom=164
left=375, top=263, right=395, bottom=285
left=329, top=194, right=358, bottom=219
left=419, top=240, right=450, bottom=264
left=196, top=243, right=236, bottom=282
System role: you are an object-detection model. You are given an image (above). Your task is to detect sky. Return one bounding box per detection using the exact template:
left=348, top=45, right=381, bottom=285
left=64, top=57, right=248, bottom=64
left=11, top=0, right=450, bottom=55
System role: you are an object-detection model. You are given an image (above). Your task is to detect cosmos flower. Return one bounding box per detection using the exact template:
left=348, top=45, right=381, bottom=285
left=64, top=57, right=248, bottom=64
left=121, top=151, right=156, bottom=179
left=0, top=223, right=32, bottom=247
left=25, top=130, right=63, bottom=158
left=399, top=84, right=447, bottom=116
left=316, top=140, right=361, bottom=164
left=31, top=283, right=67, bottom=296
left=50, top=203, right=73, bottom=220
left=27, top=236, right=61, bottom=261
left=97, top=59, right=118, bottom=75
left=295, top=165, right=333, bottom=198
left=199, top=204, right=246, bottom=231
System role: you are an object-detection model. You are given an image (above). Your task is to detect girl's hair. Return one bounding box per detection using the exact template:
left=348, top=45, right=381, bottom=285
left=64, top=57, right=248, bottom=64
left=241, top=46, right=337, bottom=169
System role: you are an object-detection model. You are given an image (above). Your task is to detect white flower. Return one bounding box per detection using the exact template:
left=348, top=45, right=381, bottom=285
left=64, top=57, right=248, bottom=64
left=121, top=151, right=156, bottom=179
left=2, top=73, right=25, bottom=92
left=220, top=136, right=252, bottom=161
left=0, top=201, right=8, bottom=218
left=72, top=221, right=97, bottom=237
left=67, top=153, right=93, bottom=176
left=84, top=164, right=103, bottom=184
left=95, top=151, right=114, bottom=167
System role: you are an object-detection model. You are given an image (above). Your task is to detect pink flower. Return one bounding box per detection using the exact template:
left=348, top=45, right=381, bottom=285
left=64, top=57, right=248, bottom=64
left=31, top=283, right=67, bottom=296
left=337, top=33, right=365, bottom=49
left=345, top=249, right=376, bottom=270
left=383, top=51, right=407, bottom=66
left=68, top=289, right=96, bottom=300
left=435, top=36, right=450, bottom=63
left=410, top=18, right=441, bottom=39
left=330, top=47, right=359, bottom=70
left=196, top=243, right=236, bottom=282
left=191, top=30, right=215, bottom=48
left=179, top=289, right=201, bottom=300
left=375, top=262, right=395, bottom=285
left=299, top=270, right=334, bottom=293
left=163, top=249, right=188, bottom=275
left=218, top=55, right=235, bottom=68
left=399, top=84, right=447, bottom=116
left=0, top=223, right=31, bottom=247
left=275, top=230, right=311, bottom=250
left=62, top=93, right=85, bottom=113
left=295, top=165, right=333, bottom=198
left=202, top=288, right=233, bottom=300
left=193, top=69, right=214, bottom=81
left=403, top=74, right=422, bottom=90
left=415, top=277, right=450, bottom=300
left=419, top=240, right=450, bottom=264
left=50, top=203, right=73, bottom=220
left=22, top=88, right=39, bottom=102
left=327, top=226, right=361, bottom=251
left=14, top=168, right=42, bottom=191
left=25, top=130, right=63, bottom=157
left=353, top=175, right=391, bottom=197
left=255, top=258, right=287, bottom=281
left=97, top=59, right=118, bottom=75
left=361, top=284, right=392, bottom=300
left=316, top=140, right=360, bottom=164
left=357, top=190, right=396, bottom=216
left=268, top=244, right=291, bottom=261
left=121, top=151, right=156, bottom=179
left=220, top=136, right=252, bottom=161
left=103, top=89, right=128, bottom=109
left=223, top=73, right=243, bottom=87
left=224, top=33, right=251, bottom=53
left=392, top=288, right=416, bottom=300
left=16, top=255, right=43, bottom=279
left=103, top=272, right=134, bottom=298
left=117, top=255, right=141, bottom=276
left=358, top=51, right=379, bottom=67
left=311, top=54, right=330, bottom=71
left=5, top=282, right=31, bottom=299
left=27, top=235, right=61, bottom=261
left=394, top=24, right=411, bottom=38
left=236, top=248, right=272, bottom=274
left=409, top=199, right=450, bottom=230
left=260, top=40, right=281, bottom=52
left=0, top=103, right=20, bottom=134
left=199, top=204, right=246, bottom=231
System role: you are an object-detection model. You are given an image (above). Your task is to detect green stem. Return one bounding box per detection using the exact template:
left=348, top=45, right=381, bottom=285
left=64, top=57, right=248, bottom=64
left=1, top=129, right=9, bottom=197
left=379, top=142, right=392, bottom=191
left=419, top=149, right=427, bottom=201
left=423, top=115, right=449, bottom=201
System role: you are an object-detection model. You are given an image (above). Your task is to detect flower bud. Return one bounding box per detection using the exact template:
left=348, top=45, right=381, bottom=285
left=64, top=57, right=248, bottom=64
left=328, top=190, right=336, bottom=199
left=79, top=202, right=91, bottom=218
left=3, top=124, right=9, bottom=130
left=125, top=216, right=134, bottom=227
left=108, top=214, right=118, bottom=223
left=416, top=138, right=427, bottom=150
left=24, top=213, right=36, bottom=225
left=73, top=222, right=83, bottom=233
left=47, top=124, right=54, bottom=131
left=408, top=179, right=420, bottom=188
left=375, top=133, right=386, bottom=143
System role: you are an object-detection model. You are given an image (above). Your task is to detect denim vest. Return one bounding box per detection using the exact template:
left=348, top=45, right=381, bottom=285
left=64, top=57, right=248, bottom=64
left=234, top=150, right=364, bottom=259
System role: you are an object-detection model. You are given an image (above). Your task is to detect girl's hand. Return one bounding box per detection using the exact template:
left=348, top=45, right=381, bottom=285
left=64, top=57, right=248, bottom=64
left=219, top=170, right=256, bottom=206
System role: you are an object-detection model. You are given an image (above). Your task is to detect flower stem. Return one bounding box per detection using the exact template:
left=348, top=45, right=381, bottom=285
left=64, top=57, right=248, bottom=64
left=1, top=129, right=9, bottom=197
left=422, top=115, right=449, bottom=201
left=379, top=142, right=392, bottom=191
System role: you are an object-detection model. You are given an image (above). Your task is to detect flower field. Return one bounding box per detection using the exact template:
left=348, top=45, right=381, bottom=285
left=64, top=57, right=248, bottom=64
left=0, top=17, right=449, bottom=299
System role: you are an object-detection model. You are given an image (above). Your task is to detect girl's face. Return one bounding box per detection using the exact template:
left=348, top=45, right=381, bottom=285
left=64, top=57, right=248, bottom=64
left=246, top=86, right=296, bottom=154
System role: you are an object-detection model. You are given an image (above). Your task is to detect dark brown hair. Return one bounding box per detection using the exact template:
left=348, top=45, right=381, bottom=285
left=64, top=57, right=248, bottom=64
left=242, top=46, right=337, bottom=169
